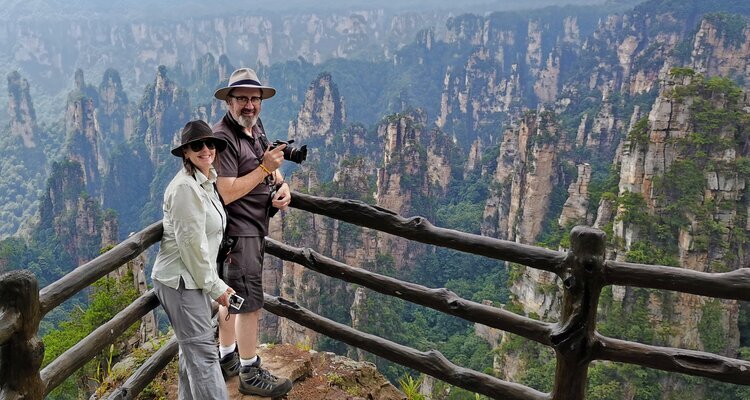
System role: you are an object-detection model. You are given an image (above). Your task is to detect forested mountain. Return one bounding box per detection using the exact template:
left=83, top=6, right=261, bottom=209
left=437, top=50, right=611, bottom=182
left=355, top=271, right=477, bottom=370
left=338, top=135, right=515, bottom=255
left=1, top=0, right=750, bottom=398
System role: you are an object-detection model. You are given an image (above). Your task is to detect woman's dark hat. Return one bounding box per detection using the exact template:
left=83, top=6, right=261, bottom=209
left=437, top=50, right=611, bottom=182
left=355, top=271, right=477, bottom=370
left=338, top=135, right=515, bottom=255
left=170, top=120, right=227, bottom=157
left=214, top=68, right=276, bottom=101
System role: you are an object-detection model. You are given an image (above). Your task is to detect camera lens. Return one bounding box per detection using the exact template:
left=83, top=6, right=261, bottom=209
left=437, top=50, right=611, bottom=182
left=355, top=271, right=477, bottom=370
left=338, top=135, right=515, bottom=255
left=283, top=145, right=307, bottom=164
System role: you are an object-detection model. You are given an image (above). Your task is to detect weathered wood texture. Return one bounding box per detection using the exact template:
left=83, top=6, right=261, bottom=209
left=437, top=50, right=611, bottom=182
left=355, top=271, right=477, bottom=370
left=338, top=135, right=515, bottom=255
left=595, top=335, right=750, bottom=385
left=41, top=290, right=160, bottom=395
left=38, top=221, right=163, bottom=317
left=290, top=191, right=566, bottom=272
left=0, top=270, right=44, bottom=400
left=266, top=238, right=554, bottom=345
left=104, top=336, right=178, bottom=400
left=605, top=261, right=750, bottom=301
left=263, top=294, right=549, bottom=400
left=0, top=307, right=19, bottom=346
left=550, top=227, right=606, bottom=399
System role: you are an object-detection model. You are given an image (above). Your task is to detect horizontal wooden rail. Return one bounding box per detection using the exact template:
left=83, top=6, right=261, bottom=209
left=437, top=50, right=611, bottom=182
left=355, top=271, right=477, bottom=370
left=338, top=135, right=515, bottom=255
left=266, top=238, right=554, bottom=345
left=263, top=294, right=548, bottom=400
left=0, top=309, right=20, bottom=345
left=41, top=290, right=160, bottom=395
left=105, top=336, right=178, bottom=400
left=290, top=191, right=567, bottom=273
left=595, top=333, right=750, bottom=385
left=604, top=261, right=750, bottom=301
left=39, top=221, right=163, bottom=317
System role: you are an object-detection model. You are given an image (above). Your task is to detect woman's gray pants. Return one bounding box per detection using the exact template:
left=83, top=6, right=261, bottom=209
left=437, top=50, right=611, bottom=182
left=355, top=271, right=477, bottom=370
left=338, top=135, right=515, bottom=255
left=154, top=280, right=227, bottom=400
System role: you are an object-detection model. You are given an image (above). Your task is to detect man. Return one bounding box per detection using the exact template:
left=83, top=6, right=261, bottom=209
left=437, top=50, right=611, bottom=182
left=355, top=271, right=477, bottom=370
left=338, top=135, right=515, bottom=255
left=212, top=68, right=293, bottom=397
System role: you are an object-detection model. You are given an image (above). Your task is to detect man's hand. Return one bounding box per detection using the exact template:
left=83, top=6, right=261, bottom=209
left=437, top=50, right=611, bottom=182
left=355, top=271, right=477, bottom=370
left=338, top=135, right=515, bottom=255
left=261, top=144, right=286, bottom=173
left=271, top=182, right=291, bottom=210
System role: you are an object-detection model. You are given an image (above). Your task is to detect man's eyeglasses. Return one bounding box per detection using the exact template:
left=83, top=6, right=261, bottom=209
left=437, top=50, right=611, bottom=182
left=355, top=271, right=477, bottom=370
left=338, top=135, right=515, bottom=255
left=187, top=140, right=216, bottom=152
left=228, top=95, right=262, bottom=106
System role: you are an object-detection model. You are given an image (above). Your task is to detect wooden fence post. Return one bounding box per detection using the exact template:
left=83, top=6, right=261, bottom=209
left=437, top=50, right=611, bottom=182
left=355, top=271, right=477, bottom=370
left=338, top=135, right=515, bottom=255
left=0, top=270, right=45, bottom=400
left=550, top=226, right=606, bottom=400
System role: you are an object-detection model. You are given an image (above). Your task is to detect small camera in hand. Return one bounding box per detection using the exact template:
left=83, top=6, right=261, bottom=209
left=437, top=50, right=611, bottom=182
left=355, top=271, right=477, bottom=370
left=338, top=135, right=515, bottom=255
left=270, top=139, right=307, bottom=164
left=228, top=293, right=245, bottom=310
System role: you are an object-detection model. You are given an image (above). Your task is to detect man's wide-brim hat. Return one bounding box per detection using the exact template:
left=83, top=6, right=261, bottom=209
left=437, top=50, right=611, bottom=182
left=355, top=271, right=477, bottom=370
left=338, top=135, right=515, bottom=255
left=170, top=120, right=227, bottom=157
left=214, top=68, right=276, bottom=101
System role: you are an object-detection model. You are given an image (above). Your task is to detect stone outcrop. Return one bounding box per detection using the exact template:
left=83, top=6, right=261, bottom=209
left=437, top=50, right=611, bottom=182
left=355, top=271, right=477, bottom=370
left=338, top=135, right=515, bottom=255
left=375, top=110, right=451, bottom=264
left=1, top=9, right=449, bottom=93
left=65, top=69, right=105, bottom=195
left=287, top=73, right=346, bottom=143
left=97, top=343, right=405, bottom=400
left=97, top=68, right=132, bottom=144
left=7, top=71, right=37, bottom=148
left=481, top=122, right=522, bottom=240
left=435, top=53, right=520, bottom=140
left=37, top=160, right=115, bottom=267
left=1, top=71, right=47, bottom=238
left=691, top=17, right=750, bottom=89
left=534, top=52, right=561, bottom=103
left=482, top=111, right=567, bottom=243
left=135, top=66, right=191, bottom=166
left=481, top=111, right=568, bottom=326
left=558, top=163, right=592, bottom=227
left=612, top=74, right=749, bottom=354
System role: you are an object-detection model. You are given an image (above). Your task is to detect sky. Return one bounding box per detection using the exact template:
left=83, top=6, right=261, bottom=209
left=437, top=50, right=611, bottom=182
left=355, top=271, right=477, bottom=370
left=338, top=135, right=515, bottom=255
left=0, top=0, right=634, bottom=20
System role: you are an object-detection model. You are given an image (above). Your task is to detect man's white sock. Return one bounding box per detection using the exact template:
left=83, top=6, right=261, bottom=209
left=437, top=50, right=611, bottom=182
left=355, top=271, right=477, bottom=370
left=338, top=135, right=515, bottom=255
left=240, top=355, right=259, bottom=367
left=219, top=343, right=236, bottom=358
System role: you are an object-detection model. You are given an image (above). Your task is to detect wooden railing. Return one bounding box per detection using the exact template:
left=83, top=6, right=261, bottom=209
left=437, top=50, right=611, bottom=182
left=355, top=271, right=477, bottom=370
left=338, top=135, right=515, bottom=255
left=1, top=192, right=749, bottom=399
left=0, top=222, right=163, bottom=399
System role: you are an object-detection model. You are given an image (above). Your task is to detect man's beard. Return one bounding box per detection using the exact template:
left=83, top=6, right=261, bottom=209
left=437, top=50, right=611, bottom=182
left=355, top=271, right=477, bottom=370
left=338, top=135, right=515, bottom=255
left=232, top=109, right=258, bottom=129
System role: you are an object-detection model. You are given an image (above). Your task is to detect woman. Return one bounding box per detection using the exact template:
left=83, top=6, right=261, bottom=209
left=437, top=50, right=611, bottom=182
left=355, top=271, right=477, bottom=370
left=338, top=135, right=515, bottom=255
left=151, top=120, right=234, bottom=399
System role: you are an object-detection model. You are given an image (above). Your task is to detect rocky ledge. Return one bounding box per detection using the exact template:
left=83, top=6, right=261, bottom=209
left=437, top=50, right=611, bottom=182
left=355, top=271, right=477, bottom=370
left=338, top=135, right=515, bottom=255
left=221, top=343, right=406, bottom=400
left=99, top=341, right=406, bottom=400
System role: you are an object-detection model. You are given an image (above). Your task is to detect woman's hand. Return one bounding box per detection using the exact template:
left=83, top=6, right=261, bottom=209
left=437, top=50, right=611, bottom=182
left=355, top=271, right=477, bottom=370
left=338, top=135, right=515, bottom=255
left=215, top=287, right=235, bottom=308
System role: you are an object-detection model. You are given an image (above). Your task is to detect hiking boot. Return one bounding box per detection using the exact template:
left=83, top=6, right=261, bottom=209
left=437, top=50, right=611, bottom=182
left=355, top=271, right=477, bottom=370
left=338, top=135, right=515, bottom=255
left=238, top=357, right=292, bottom=397
left=219, top=348, right=240, bottom=379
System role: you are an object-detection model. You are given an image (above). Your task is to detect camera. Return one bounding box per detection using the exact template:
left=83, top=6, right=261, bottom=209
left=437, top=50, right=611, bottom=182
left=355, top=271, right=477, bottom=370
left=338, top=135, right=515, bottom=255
left=270, top=139, right=307, bottom=164
left=228, top=293, right=245, bottom=310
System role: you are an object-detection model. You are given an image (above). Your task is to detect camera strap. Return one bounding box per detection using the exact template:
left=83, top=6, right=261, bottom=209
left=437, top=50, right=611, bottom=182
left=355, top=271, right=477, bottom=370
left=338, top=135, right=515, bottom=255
left=250, top=120, right=277, bottom=187
left=255, top=118, right=271, bottom=152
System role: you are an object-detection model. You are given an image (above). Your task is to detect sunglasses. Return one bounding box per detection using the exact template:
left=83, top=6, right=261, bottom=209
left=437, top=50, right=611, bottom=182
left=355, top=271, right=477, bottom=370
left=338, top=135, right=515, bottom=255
left=187, top=139, right=216, bottom=152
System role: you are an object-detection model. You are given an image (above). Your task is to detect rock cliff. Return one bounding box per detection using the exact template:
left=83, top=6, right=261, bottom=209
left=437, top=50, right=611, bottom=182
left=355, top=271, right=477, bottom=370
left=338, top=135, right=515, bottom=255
left=65, top=69, right=105, bottom=195
left=287, top=73, right=346, bottom=143
left=1, top=71, right=47, bottom=238
left=135, top=66, right=191, bottom=166
left=36, top=160, right=117, bottom=267
left=558, top=163, right=592, bottom=227
left=1, top=8, right=449, bottom=95
left=612, top=72, right=749, bottom=354
left=97, top=343, right=405, bottom=400
left=482, top=111, right=568, bottom=244
left=7, top=71, right=37, bottom=149
left=690, top=15, right=750, bottom=86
